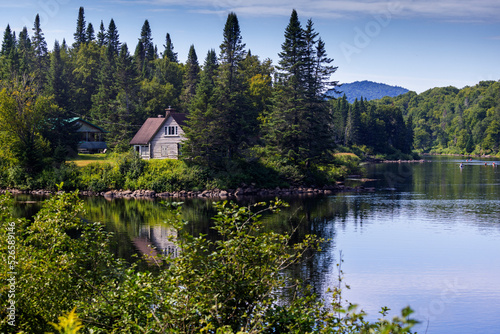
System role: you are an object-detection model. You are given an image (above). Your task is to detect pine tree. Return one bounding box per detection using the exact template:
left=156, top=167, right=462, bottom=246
left=277, top=9, right=304, bottom=90
left=1, top=24, right=15, bottom=57
left=219, top=12, right=246, bottom=92
left=47, top=40, right=67, bottom=111
left=264, top=10, right=337, bottom=166
left=213, top=12, right=254, bottom=161
left=263, top=10, right=306, bottom=162
left=90, top=52, right=117, bottom=140
left=73, top=7, right=87, bottom=49
left=115, top=43, right=140, bottom=140
left=183, top=49, right=220, bottom=165
left=0, top=24, right=17, bottom=78
left=163, top=33, right=178, bottom=62
left=106, top=19, right=120, bottom=61
left=180, top=44, right=199, bottom=110
left=32, top=14, right=49, bottom=88
left=17, top=27, right=32, bottom=75
left=97, top=20, right=106, bottom=46
left=86, top=23, right=95, bottom=42
left=134, top=20, right=155, bottom=78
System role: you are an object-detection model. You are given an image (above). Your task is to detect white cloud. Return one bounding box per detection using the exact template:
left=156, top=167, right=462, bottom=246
left=112, top=0, right=500, bottom=21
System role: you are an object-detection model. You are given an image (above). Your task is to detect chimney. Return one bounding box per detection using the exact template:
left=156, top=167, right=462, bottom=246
left=166, top=106, right=175, bottom=118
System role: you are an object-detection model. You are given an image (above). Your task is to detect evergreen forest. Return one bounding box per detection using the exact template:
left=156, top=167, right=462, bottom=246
left=0, top=6, right=498, bottom=192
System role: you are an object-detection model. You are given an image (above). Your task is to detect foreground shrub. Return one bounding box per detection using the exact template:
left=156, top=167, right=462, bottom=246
left=0, top=192, right=417, bottom=333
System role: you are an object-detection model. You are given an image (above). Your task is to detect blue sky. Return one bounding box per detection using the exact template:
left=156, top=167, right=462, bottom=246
left=1, top=0, right=499, bottom=93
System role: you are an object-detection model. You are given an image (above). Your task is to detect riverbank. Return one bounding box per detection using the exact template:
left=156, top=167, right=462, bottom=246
left=0, top=181, right=375, bottom=200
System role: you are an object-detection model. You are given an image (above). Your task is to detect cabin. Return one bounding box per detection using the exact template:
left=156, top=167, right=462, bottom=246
left=69, top=118, right=107, bottom=154
left=129, top=108, right=186, bottom=159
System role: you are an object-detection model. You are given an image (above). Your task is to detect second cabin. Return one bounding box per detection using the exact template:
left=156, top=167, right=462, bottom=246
left=129, top=107, right=186, bottom=159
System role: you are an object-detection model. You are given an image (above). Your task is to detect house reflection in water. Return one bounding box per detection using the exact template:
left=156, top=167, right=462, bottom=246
left=132, top=225, right=179, bottom=265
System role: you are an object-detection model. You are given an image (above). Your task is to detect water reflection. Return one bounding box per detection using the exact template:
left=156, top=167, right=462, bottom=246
left=9, top=156, right=500, bottom=333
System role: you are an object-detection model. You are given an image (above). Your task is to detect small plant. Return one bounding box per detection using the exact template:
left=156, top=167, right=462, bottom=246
left=50, top=308, right=83, bottom=334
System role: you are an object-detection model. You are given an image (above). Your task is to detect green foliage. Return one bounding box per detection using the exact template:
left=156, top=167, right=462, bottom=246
left=0, top=191, right=127, bottom=333
left=0, top=192, right=417, bottom=333
left=49, top=308, right=83, bottom=334
left=385, top=80, right=500, bottom=155
left=263, top=10, right=338, bottom=168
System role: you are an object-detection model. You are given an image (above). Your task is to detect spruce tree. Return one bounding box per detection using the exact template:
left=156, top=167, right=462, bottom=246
left=86, top=23, right=95, bottom=42
left=32, top=14, right=48, bottom=88
left=214, top=12, right=253, bottom=161
left=47, top=40, right=67, bottom=111
left=0, top=24, right=18, bottom=79
left=17, top=27, right=32, bottom=75
left=97, top=20, right=106, bottom=46
left=115, top=43, right=140, bottom=135
left=73, top=7, right=87, bottom=49
left=180, top=44, right=199, bottom=110
left=1, top=24, right=15, bottom=57
left=134, top=20, right=155, bottom=77
left=163, top=33, right=178, bottom=62
left=263, top=10, right=306, bottom=162
left=219, top=12, right=246, bottom=91
left=183, top=49, right=220, bottom=165
left=106, top=19, right=120, bottom=61
left=264, top=10, right=337, bottom=167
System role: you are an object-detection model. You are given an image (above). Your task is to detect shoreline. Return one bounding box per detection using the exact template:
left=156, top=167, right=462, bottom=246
left=0, top=182, right=376, bottom=200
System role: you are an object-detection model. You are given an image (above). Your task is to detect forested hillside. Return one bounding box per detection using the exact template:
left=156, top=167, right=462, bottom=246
left=328, top=80, right=409, bottom=103
left=378, top=81, right=500, bottom=155
left=1, top=7, right=368, bottom=190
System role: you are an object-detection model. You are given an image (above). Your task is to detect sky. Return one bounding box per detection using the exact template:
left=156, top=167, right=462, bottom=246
left=1, top=0, right=499, bottom=93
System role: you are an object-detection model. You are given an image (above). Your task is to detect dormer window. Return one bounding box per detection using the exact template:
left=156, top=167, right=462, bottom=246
left=165, top=126, right=178, bottom=136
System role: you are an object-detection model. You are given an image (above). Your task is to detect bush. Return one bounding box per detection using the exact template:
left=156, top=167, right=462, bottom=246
left=0, top=193, right=417, bottom=333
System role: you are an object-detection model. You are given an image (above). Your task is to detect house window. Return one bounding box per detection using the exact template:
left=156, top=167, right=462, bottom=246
left=140, top=145, right=149, bottom=156
left=165, top=126, right=178, bottom=136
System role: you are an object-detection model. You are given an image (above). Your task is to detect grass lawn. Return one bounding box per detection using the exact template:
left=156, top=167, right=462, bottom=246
left=69, top=153, right=115, bottom=167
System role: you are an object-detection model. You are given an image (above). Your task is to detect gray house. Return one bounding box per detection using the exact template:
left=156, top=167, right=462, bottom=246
left=129, top=108, right=186, bottom=159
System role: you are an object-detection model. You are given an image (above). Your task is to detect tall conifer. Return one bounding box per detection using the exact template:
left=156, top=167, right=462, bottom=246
left=180, top=44, right=199, bottom=109
left=106, top=19, right=120, bottom=60
left=17, top=27, right=32, bottom=74
left=32, top=14, right=48, bottom=88
left=86, top=23, right=95, bottom=42
left=163, top=33, right=178, bottom=62
left=73, top=7, right=87, bottom=48
left=97, top=20, right=106, bottom=46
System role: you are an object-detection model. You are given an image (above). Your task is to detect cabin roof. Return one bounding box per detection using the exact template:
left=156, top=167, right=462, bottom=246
left=68, top=117, right=107, bottom=133
left=129, top=112, right=186, bottom=145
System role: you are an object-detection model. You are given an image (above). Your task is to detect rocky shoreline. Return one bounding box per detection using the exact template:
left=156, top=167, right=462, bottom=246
left=1, top=182, right=375, bottom=200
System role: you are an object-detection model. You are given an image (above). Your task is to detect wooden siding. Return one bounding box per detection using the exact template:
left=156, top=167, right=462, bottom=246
left=149, top=116, right=185, bottom=159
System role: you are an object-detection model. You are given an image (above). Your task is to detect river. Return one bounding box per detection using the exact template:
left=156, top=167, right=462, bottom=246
left=11, top=156, right=500, bottom=333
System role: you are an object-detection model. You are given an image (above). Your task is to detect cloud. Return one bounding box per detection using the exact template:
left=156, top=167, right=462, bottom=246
left=112, top=0, right=500, bottom=21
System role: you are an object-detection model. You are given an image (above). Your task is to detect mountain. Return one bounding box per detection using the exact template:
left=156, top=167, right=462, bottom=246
left=327, top=80, right=409, bottom=103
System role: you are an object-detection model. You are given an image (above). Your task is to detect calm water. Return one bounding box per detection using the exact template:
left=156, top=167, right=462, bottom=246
left=12, top=156, right=500, bottom=333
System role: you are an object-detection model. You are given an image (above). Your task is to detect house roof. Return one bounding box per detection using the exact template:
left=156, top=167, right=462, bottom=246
left=129, top=112, right=187, bottom=146
left=68, top=117, right=107, bottom=133
left=170, top=112, right=187, bottom=127
left=129, top=117, right=167, bottom=145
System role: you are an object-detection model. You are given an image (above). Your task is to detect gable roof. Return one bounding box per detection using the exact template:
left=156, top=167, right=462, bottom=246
left=68, top=117, right=107, bottom=133
left=170, top=113, right=187, bottom=127
left=130, top=111, right=187, bottom=146
left=129, top=117, right=167, bottom=145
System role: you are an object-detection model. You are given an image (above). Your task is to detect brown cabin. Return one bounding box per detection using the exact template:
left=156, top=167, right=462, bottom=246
left=129, top=108, right=186, bottom=159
